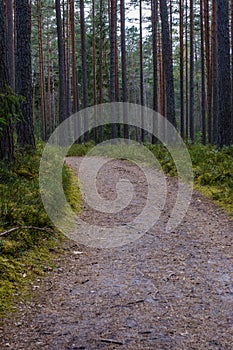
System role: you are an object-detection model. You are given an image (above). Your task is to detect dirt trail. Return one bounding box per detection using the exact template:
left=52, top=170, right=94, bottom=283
left=0, top=157, right=233, bottom=349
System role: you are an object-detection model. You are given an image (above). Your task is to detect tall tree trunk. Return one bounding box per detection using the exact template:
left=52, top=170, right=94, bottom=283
left=37, top=0, right=46, bottom=141
left=159, top=0, right=176, bottom=128
left=109, top=0, right=117, bottom=139
left=15, top=0, right=35, bottom=148
left=200, top=0, right=206, bottom=145
left=6, top=0, right=14, bottom=90
left=151, top=0, right=158, bottom=144
left=120, top=0, right=129, bottom=139
left=231, top=0, right=233, bottom=141
left=216, top=0, right=232, bottom=147
left=158, top=24, right=165, bottom=117
left=0, top=0, right=14, bottom=161
left=65, top=1, right=70, bottom=118
left=92, top=0, right=98, bottom=143
left=212, top=0, right=218, bottom=144
left=70, top=0, right=78, bottom=113
left=80, top=0, right=89, bottom=141
left=189, top=0, right=194, bottom=143
left=140, top=0, right=144, bottom=142
left=114, top=0, right=119, bottom=103
left=69, top=0, right=80, bottom=143
left=55, top=0, right=67, bottom=124
left=204, top=0, right=212, bottom=143
left=179, top=0, right=184, bottom=138
left=185, top=0, right=189, bottom=139
left=46, top=29, right=52, bottom=134
left=99, top=0, right=104, bottom=142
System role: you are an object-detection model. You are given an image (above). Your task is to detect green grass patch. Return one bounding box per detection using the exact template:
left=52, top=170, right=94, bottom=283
left=0, top=141, right=82, bottom=318
left=148, top=144, right=233, bottom=215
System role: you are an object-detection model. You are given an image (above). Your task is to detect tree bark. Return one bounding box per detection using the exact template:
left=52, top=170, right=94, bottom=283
left=216, top=0, right=232, bottom=147
left=151, top=0, right=158, bottom=144
left=55, top=0, right=67, bottom=124
left=80, top=0, right=89, bottom=142
left=189, top=0, right=195, bottom=143
left=37, top=0, right=46, bottom=141
left=159, top=0, right=176, bottom=128
left=200, top=0, right=206, bottom=145
left=120, top=0, right=129, bottom=139
left=0, top=0, right=14, bottom=163
left=15, top=0, right=35, bottom=148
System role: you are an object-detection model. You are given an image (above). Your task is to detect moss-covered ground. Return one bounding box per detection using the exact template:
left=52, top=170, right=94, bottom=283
left=0, top=142, right=82, bottom=318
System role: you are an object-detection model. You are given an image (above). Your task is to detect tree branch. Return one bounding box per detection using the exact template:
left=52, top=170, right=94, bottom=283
left=0, top=226, right=54, bottom=238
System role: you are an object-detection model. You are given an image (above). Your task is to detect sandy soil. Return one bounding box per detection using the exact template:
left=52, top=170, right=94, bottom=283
left=0, top=157, right=232, bottom=349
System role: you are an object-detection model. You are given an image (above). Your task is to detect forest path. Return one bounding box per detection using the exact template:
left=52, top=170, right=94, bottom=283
left=0, top=156, right=233, bottom=349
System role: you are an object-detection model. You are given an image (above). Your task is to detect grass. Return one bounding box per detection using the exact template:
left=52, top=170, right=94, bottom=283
left=0, top=141, right=82, bottom=319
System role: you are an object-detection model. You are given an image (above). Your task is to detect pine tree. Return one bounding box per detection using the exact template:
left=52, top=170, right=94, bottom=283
left=15, top=0, right=35, bottom=148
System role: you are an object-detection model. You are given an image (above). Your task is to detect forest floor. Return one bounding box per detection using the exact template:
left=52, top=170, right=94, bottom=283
left=0, top=156, right=233, bottom=349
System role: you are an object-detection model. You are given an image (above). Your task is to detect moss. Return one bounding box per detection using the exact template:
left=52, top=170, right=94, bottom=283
left=0, top=141, right=82, bottom=319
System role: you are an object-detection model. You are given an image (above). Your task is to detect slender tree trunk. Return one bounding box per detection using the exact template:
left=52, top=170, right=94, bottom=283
left=216, top=0, right=232, bottom=147
left=6, top=0, right=14, bottom=90
left=37, top=0, right=46, bottom=141
left=69, top=0, right=80, bottom=143
left=65, top=1, right=70, bottom=118
left=92, top=0, right=98, bottom=143
left=158, top=24, right=165, bottom=117
left=55, top=0, right=67, bottom=124
left=159, top=0, right=176, bottom=128
left=0, top=0, right=14, bottom=161
left=151, top=0, right=158, bottom=144
left=200, top=0, right=206, bottom=144
left=185, top=0, right=189, bottom=139
left=114, top=0, right=119, bottom=103
left=109, top=0, right=117, bottom=139
left=99, top=0, right=104, bottom=142
left=80, top=0, right=89, bottom=141
left=15, top=0, right=35, bottom=148
left=204, top=0, right=212, bottom=143
left=179, top=0, right=184, bottom=138
left=120, top=0, right=129, bottom=139
left=140, top=0, right=144, bottom=142
left=51, top=61, right=56, bottom=130
left=211, top=0, right=218, bottom=144
left=189, top=0, right=194, bottom=143
left=47, top=31, right=52, bottom=134
left=69, top=0, right=77, bottom=113
left=231, top=0, right=233, bottom=141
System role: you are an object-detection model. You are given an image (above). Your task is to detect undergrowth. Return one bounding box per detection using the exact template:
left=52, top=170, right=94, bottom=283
left=0, top=141, right=82, bottom=318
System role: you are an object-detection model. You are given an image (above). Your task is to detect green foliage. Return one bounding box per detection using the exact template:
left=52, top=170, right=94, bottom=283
left=149, top=143, right=233, bottom=214
left=190, top=144, right=233, bottom=214
left=67, top=142, right=95, bottom=157
left=0, top=141, right=82, bottom=317
left=0, top=86, right=24, bottom=133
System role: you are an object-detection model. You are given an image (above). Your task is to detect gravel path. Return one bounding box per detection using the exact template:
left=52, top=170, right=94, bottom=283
left=0, top=157, right=233, bottom=349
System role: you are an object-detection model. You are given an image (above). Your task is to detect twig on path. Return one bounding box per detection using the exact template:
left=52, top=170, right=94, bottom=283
left=0, top=226, right=54, bottom=238
left=100, top=338, right=124, bottom=345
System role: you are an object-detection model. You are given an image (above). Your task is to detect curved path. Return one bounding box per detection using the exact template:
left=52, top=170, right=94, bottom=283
left=0, top=157, right=232, bottom=349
